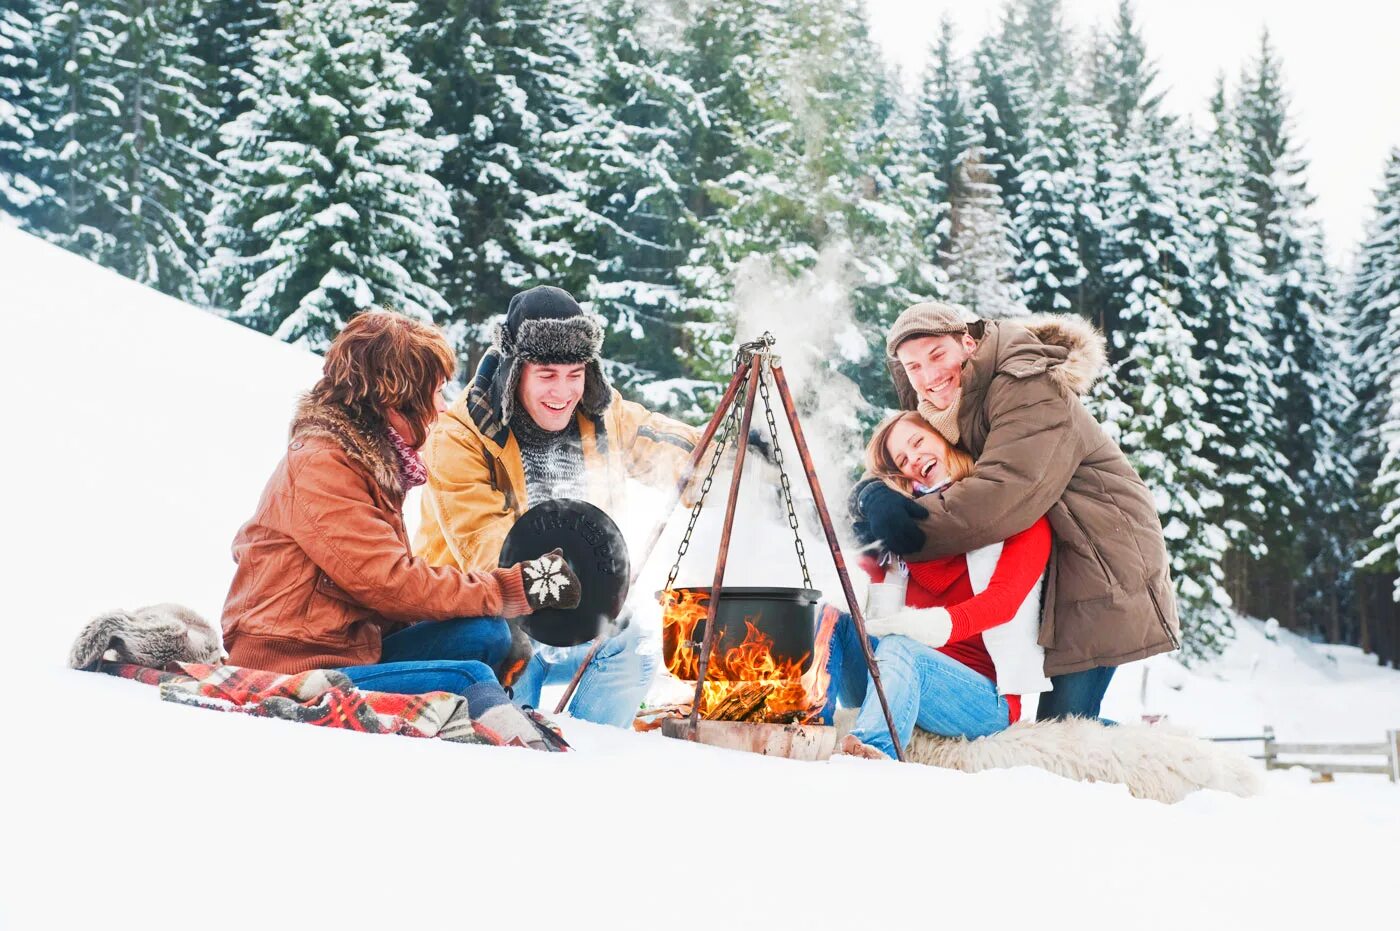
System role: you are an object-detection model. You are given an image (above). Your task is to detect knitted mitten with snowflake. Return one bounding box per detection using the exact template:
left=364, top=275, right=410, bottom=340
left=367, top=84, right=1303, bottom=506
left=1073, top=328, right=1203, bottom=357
left=521, top=548, right=582, bottom=611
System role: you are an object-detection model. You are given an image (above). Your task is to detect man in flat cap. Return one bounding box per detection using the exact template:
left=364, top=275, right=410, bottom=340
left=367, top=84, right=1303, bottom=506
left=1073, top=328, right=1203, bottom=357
left=855, top=302, right=1179, bottom=719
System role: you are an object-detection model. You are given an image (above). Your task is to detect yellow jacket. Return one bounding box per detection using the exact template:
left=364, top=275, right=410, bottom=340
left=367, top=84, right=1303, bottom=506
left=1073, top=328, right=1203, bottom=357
left=415, top=372, right=702, bottom=573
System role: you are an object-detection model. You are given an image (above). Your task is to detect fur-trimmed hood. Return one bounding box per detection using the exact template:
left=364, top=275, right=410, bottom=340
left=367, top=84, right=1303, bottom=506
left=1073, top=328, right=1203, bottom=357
left=890, top=314, right=1108, bottom=410
left=1016, top=313, right=1108, bottom=398
left=289, top=395, right=404, bottom=499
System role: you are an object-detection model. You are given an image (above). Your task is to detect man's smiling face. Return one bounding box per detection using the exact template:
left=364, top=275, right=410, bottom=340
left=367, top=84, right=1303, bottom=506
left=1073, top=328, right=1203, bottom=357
left=895, top=332, right=977, bottom=410
left=518, top=362, right=586, bottom=431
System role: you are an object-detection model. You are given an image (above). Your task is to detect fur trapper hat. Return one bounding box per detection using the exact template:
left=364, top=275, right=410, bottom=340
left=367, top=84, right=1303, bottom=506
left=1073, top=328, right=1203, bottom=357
left=69, top=604, right=226, bottom=670
left=491, top=286, right=612, bottom=428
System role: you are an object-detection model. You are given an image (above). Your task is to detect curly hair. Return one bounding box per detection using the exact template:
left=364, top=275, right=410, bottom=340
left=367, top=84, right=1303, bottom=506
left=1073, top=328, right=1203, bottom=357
left=308, top=310, right=455, bottom=447
left=864, top=410, right=974, bottom=496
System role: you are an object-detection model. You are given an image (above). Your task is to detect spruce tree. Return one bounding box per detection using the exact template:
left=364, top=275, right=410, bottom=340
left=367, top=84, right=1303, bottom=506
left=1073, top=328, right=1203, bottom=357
left=571, top=0, right=704, bottom=417
left=1236, top=31, right=1357, bottom=635
left=205, top=0, right=452, bottom=348
left=32, top=0, right=214, bottom=300
left=1189, top=77, right=1290, bottom=579
left=1087, top=0, right=1162, bottom=139
left=404, top=0, right=593, bottom=359
left=30, top=1, right=122, bottom=261
left=190, top=1, right=280, bottom=130
left=912, top=15, right=973, bottom=261
left=1014, top=83, right=1084, bottom=315
left=0, top=0, right=50, bottom=220
left=1104, top=128, right=1233, bottom=659
left=1352, top=150, right=1400, bottom=600
left=943, top=146, right=1023, bottom=318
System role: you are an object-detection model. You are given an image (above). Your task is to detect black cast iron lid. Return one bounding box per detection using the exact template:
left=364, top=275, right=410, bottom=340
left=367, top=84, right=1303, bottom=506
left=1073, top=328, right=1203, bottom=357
left=500, top=498, right=630, bottom=647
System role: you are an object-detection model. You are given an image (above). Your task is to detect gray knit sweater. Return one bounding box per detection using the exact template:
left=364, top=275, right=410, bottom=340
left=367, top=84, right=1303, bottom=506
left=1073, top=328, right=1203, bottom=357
left=511, top=412, right=588, bottom=503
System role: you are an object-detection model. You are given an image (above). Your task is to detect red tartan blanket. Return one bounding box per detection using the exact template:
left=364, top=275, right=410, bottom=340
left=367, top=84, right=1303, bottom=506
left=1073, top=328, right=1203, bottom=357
left=96, top=661, right=569, bottom=751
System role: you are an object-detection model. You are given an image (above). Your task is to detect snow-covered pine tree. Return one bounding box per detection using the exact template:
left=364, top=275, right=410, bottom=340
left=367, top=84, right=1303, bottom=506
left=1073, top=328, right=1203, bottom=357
left=1352, top=150, right=1400, bottom=609
left=1103, top=127, right=1233, bottom=659
left=1075, top=0, right=1163, bottom=349
left=29, top=1, right=121, bottom=261
left=1086, top=0, right=1162, bottom=139
left=568, top=0, right=708, bottom=419
left=0, top=0, right=51, bottom=220
left=1235, top=31, right=1357, bottom=637
left=943, top=145, right=1024, bottom=318
left=31, top=0, right=215, bottom=300
left=190, top=0, right=279, bottom=130
left=1190, top=76, right=1291, bottom=594
left=205, top=0, right=452, bottom=349
left=670, top=0, right=781, bottom=382
left=968, top=33, right=1028, bottom=221
left=681, top=0, right=931, bottom=419
left=404, top=0, right=593, bottom=360
left=1014, top=82, right=1085, bottom=315
left=912, top=15, right=973, bottom=262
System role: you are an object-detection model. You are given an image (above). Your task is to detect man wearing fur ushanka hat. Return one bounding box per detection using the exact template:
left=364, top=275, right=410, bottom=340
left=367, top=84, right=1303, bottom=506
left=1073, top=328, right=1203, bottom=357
left=852, top=301, right=1181, bottom=721
left=414, top=285, right=701, bottom=727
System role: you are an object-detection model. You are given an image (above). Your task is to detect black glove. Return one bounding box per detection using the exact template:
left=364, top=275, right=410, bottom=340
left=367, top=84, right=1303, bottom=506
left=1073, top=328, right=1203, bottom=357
left=521, top=548, right=582, bottom=611
left=857, top=481, right=929, bottom=556
left=847, top=477, right=882, bottom=548
left=746, top=427, right=777, bottom=464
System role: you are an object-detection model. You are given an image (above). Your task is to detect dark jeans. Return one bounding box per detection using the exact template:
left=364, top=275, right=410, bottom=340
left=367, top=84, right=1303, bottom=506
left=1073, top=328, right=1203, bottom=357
left=338, top=615, right=512, bottom=697
left=1035, top=665, right=1116, bottom=721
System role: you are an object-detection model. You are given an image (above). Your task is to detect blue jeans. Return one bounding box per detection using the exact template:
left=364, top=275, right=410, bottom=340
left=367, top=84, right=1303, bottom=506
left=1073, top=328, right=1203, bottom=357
left=824, top=613, right=1010, bottom=757
left=511, top=617, right=656, bottom=728
left=1035, top=665, right=1116, bottom=721
left=338, top=615, right=512, bottom=696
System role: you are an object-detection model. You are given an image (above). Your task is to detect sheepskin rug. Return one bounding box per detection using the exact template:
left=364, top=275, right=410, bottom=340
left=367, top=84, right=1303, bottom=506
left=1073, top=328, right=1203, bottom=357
left=834, top=711, right=1261, bottom=804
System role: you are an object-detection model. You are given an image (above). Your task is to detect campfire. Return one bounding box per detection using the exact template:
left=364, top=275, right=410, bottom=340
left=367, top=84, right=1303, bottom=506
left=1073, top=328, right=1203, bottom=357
left=658, top=588, right=837, bottom=724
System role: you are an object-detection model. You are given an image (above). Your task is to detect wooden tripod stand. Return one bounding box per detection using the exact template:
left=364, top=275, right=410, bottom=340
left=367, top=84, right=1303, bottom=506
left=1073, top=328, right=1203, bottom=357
left=553, top=333, right=904, bottom=760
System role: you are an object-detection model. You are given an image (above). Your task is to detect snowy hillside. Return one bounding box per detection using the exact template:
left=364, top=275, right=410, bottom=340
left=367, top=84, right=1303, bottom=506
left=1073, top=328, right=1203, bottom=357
left=2, top=226, right=1398, bottom=930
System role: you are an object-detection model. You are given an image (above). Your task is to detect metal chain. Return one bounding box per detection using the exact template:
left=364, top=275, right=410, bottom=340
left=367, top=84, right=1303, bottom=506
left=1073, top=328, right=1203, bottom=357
left=757, top=358, right=812, bottom=588
left=664, top=368, right=748, bottom=592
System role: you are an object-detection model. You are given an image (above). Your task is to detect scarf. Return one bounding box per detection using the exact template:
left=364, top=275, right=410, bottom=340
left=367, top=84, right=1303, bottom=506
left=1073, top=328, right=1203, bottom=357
left=917, top=392, right=962, bottom=446
left=386, top=427, right=428, bottom=491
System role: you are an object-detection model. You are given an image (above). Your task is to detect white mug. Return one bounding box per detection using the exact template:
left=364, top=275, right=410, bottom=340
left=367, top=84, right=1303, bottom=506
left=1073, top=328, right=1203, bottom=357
left=864, top=577, right=907, bottom=620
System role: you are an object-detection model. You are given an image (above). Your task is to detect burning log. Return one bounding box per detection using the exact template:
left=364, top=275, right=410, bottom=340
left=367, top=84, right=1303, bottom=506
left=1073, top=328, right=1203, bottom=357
left=660, top=589, right=838, bottom=725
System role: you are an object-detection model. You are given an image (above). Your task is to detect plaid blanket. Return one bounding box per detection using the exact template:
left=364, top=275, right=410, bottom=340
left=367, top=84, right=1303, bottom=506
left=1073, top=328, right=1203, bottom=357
left=97, top=661, right=569, bottom=751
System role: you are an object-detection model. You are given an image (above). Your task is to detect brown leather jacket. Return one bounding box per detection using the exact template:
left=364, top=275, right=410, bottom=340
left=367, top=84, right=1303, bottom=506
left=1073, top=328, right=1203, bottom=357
left=893, top=315, right=1181, bottom=676
left=222, top=397, right=529, bottom=675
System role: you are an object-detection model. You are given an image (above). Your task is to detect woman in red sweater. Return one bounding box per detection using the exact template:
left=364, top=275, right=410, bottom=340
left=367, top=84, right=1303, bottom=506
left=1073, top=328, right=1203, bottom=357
left=834, top=411, right=1051, bottom=760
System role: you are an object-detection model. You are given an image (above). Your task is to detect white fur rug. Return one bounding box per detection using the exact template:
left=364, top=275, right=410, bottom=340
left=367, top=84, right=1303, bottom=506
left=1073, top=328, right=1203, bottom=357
left=834, top=711, right=1261, bottom=804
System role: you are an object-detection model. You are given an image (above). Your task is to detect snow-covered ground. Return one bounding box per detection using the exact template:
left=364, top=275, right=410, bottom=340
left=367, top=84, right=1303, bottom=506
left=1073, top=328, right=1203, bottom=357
left=2, top=225, right=1398, bottom=929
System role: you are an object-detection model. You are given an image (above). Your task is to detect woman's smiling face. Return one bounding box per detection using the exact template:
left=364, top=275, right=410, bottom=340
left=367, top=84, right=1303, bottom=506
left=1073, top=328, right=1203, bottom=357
left=885, top=417, right=954, bottom=488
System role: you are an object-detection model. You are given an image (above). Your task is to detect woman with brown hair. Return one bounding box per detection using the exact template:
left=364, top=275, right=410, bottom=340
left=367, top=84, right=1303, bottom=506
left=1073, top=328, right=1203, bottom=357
left=830, top=411, right=1053, bottom=759
left=221, top=310, right=581, bottom=696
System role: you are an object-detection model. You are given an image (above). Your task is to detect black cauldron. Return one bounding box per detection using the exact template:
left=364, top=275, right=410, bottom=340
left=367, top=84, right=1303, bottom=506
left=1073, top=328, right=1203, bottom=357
left=661, top=586, right=821, bottom=679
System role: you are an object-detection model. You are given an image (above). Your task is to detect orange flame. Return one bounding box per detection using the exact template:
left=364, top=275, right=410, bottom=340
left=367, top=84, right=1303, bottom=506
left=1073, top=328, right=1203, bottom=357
left=660, top=589, right=836, bottom=724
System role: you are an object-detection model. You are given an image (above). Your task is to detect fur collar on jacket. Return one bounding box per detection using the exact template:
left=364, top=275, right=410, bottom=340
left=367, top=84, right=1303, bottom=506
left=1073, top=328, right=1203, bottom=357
left=289, top=395, right=405, bottom=499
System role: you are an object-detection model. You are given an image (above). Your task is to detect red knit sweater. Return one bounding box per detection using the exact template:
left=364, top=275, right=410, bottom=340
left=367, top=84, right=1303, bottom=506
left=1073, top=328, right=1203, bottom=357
left=864, top=516, right=1052, bottom=724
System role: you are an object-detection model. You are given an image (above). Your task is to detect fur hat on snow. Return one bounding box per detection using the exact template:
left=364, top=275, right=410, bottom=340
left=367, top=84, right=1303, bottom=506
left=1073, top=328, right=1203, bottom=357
left=69, top=603, right=226, bottom=670
left=490, top=286, right=612, bottom=429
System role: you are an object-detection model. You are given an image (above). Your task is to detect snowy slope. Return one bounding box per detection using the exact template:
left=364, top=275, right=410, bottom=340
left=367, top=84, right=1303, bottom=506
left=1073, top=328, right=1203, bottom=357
left=2, top=226, right=1398, bottom=930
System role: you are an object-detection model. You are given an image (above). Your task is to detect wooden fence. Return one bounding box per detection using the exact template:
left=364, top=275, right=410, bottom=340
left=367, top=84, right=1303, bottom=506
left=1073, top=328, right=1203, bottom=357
left=1210, top=727, right=1400, bottom=782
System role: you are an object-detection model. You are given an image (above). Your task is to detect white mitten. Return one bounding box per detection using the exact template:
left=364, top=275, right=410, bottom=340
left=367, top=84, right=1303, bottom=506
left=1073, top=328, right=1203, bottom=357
left=862, top=605, right=953, bottom=649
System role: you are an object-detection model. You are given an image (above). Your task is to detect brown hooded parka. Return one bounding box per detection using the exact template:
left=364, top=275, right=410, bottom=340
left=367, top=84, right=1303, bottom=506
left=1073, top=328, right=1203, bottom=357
left=889, top=314, right=1180, bottom=676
